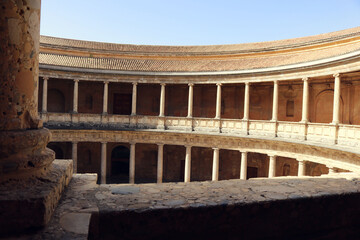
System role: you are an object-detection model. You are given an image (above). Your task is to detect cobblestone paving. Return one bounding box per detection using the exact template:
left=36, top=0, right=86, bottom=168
left=34, top=173, right=360, bottom=239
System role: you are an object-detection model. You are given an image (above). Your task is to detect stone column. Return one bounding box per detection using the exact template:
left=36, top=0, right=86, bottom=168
left=212, top=148, right=220, bottom=181
left=184, top=146, right=192, bottom=182
left=129, top=142, right=136, bottom=184
left=215, top=83, right=222, bottom=119
left=157, top=144, right=164, bottom=183
left=243, top=82, right=250, bottom=120
left=159, top=83, right=166, bottom=117
left=102, top=81, right=109, bottom=114
left=131, top=82, right=137, bottom=115
left=101, top=142, right=107, bottom=184
left=42, top=77, right=48, bottom=113
left=240, top=151, right=248, bottom=180
left=72, top=142, right=78, bottom=173
left=332, top=73, right=341, bottom=124
left=268, top=155, right=276, bottom=178
left=301, top=77, right=309, bottom=123
left=0, top=0, right=54, bottom=182
left=271, top=81, right=279, bottom=121
left=73, top=79, right=79, bottom=113
left=187, top=83, right=194, bottom=118
left=298, top=160, right=306, bottom=177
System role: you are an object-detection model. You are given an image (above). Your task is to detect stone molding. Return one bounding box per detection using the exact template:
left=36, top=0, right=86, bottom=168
left=50, top=129, right=360, bottom=173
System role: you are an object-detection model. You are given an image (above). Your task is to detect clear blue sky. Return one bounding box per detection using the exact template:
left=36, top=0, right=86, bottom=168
left=40, top=0, right=360, bottom=46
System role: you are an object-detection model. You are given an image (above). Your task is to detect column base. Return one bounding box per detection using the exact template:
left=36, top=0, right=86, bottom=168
left=0, top=128, right=54, bottom=182
left=0, top=160, right=73, bottom=237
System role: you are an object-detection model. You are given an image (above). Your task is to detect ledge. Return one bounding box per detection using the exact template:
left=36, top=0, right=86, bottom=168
left=36, top=173, right=360, bottom=239
left=0, top=160, right=73, bottom=237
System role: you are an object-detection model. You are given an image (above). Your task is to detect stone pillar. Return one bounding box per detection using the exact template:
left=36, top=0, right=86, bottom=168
left=101, top=142, right=107, bottom=184
left=301, top=77, right=309, bottom=123
left=0, top=0, right=54, bottom=181
left=240, top=151, right=248, bottom=180
left=268, top=155, right=276, bottom=178
left=157, top=144, right=164, bottom=183
left=271, top=81, right=279, bottom=121
left=215, top=83, right=222, bottom=119
left=187, top=83, right=194, bottom=118
left=159, top=83, right=166, bottom=117
left=332, top=73, right=341, bottom=124
left=129, top=142, right=136, bottom=184
left=184, top=146, right=192, bottom=182
left=212, top=148, right=220, bottom=181
left=73, top=79, right=79, bottom=113
left=72, top=142, right=78, bottom=173
left=243, top=82, right=250, bottom=120
left=102, top=81, right=109, bottom=114
left=131, top=82, right=137, bottom=115
left=42, top=77, right=48, bottom=113
left=298, top=160, right=306, bottom=177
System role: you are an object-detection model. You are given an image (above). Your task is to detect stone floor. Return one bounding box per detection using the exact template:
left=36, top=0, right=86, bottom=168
left=28, top=173, right=360, bottom=239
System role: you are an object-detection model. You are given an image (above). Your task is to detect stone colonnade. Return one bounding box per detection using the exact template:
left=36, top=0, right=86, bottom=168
left=72, top=141, right=312, bottom=184
left=40, top=74, right=343, bottom=125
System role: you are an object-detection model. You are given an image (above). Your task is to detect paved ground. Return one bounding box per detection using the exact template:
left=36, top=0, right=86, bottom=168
left=31, top=173, right=360, bottom=239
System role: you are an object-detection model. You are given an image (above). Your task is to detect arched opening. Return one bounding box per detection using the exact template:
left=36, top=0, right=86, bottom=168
left=48, top=89, right=65, bottom=113
left=314, top=90, right=344, bottom=123
left=110, top=146, right=130, bottom=183
left=47, top=143, right=64, bottom=159
left=282, top=163, right=291, bottom=176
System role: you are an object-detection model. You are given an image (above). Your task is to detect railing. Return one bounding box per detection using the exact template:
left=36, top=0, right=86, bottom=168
left=41, top=112, right=360, bottom=148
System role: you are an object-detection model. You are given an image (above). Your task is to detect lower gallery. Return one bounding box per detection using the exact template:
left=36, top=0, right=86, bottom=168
left=1, top=2, right=360, bottom=238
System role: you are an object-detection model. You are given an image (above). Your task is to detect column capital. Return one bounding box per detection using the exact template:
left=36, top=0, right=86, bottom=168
left=184, top=144, right=192, bottom=149
left=43, top=76, right=49, bottom=81
left=129, top=141, right=136, bottom=145
left=74, top=79, right=80, bottom=83
left=268, top=154, right=277, bottom=158
left=216, top=83, right=222, bottom=86
left=188, top=83, right=194, bottom=87
left=157, top=143, right=164, bottom=147
left=274, top=80, right=279, bottom=84
left=72, top=141, right=78, bottom=144
left=132, top=82, right=138, bottom=86
left=333, top=73, right=340, bottom=78
left=160, top=83, right=166, bottom=86
left=239, top=150, right=248, bottom=153
left=302, top=77, right=309, bottom=82
left=103, top=81, right=109, bottom=85
left=212, top=147, right=219, bottom=151
left=244, top=82, right=250, bottom=86
left=101, top=141, right=107, bottom=145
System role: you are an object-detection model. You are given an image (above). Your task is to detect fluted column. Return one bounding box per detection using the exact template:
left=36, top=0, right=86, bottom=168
left=157, top=144, right=164, bottom=183
left=332, top=73, right=341, bottom=124
left=42, top=77, right=48, bottom=113
left=212, top=148, right=220, bottom=181
left=101, top=142, right=107, bottom=184
left=131, top=82, right=137, bottom=115
left=187, top=83, right=194, bottom=117
left=184, top=146, right=192, bottom=182
left=159, top=83, right=166, bottom=117
left=243, top=82, right=250, bottom=120
left=72, top=142, right=78, bottom=173
left=215, top=83, right=222, bottom=119
left=102, top=81, right=109, bottom=114
left=268, top=155, right=276, bottom=178
left=298, top=160, right=306, bottom=177
left=129, top=142, right=136, bottom=184
left=73, top=79, right=79, bottom=113
left=271, top=81, right=279, bottom=121
left=301, top=77, right=309, bottom=123
left=240, top=151, right=248, bottom=180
